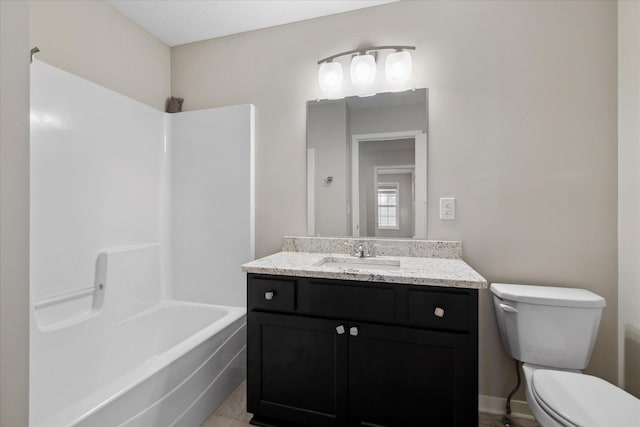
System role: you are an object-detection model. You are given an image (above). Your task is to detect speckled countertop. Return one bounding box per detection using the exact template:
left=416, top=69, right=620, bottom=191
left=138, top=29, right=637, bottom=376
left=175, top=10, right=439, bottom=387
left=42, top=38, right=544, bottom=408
left=242, top=237, right=487, bottom=289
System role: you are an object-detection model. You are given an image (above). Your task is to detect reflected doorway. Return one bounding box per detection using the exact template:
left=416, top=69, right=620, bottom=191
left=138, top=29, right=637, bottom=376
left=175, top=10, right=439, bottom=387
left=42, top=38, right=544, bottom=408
left=375, top=166, right=415, bottom=238
left=351, top=130, right=427, bottom=238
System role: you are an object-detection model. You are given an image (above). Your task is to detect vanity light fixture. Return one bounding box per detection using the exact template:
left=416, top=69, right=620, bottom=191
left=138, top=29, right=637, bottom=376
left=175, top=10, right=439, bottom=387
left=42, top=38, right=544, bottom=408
left=350, top=53, right=377, bottom=86
left=318, top=61, right=343, bottom=92
left=317, top=45, right=415, bottom=92
left=385, top=50, right=412, bottom=83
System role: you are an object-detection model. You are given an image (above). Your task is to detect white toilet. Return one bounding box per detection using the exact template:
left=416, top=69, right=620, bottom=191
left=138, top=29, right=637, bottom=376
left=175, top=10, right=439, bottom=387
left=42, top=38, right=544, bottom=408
left=490, top=283, right=640, bottom=427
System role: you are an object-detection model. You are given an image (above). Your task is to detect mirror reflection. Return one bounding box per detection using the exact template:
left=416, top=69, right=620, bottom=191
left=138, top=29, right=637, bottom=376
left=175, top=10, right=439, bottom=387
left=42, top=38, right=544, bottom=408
left=307, top=89, right=427, bottom=238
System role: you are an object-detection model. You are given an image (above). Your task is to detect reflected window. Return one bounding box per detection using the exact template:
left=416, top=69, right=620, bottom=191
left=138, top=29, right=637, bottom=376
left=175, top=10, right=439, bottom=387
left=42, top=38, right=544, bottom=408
left=377, top=182, right=399, bottom=229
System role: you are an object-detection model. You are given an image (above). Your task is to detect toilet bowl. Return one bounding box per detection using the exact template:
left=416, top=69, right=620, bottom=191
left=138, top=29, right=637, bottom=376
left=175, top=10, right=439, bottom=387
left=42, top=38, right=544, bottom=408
left=522, top=364, right=640, bottom=427
left=490, top=283, right=640, bottom=427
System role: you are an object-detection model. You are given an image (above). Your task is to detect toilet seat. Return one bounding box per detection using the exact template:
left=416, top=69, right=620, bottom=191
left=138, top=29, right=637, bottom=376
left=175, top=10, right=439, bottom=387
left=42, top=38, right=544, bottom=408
left=531, top=369, right=640, bottom=427
left=531, top=378, right=578, bottom=427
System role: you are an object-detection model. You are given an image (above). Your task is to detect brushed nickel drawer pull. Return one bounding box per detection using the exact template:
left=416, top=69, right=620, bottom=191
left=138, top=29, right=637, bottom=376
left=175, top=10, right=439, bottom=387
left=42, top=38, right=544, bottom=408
left=264, top=291, right=275, bottom=300
left=434, top=307, right=445, bottom=318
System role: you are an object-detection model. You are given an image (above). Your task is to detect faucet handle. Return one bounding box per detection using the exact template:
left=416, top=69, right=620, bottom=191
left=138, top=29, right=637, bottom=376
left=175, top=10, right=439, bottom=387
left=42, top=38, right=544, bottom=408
left=344, top=241, right=359, bottom=257
left=350, top=241, right=366, bottom=257
left=369, top=243, right=383, bottom=257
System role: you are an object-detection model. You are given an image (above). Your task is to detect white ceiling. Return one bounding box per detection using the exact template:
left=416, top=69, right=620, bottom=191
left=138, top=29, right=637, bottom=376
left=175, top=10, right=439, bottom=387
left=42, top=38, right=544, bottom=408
left=105, top=0, right=398, bottom=47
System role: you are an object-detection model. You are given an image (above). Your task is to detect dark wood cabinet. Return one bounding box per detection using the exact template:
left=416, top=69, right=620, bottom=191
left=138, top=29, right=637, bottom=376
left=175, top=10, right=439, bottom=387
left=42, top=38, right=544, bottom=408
left=247, top=274, right=478, bottom=427
left=247, top=312, right=348, bottom=427
left=348, top=323, right=475, bottom=427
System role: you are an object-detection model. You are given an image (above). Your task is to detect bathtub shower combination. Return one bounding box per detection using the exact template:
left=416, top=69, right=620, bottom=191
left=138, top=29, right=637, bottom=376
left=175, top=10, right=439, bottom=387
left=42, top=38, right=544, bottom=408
left=30, top=62, right=255, bottom=427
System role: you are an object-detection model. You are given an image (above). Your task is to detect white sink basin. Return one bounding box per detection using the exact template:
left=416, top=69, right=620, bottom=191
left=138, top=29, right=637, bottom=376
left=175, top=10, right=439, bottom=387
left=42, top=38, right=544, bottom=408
left=313, top=255, right=401, bottom=271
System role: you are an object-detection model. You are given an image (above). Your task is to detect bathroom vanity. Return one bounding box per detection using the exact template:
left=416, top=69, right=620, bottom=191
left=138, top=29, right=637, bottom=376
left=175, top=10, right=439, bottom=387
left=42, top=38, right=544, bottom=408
left=243, top=237, right=487, bottom=427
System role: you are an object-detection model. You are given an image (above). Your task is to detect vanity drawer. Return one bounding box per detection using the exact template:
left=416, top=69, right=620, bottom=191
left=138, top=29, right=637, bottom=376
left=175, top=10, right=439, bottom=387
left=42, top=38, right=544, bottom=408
left=297, top=279, right=396, bottom=323
left=407, top=289, right=475, bottom=332
left=248, top=276, right=296, bottom=312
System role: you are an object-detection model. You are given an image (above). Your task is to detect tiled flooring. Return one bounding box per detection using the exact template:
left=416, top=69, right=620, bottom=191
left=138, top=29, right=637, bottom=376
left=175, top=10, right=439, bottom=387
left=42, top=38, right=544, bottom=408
left=203, top=381, right=253, bottom=427
left=477, top=412, right=540, bottom=427
left=201, top=381, right=541, bottom=427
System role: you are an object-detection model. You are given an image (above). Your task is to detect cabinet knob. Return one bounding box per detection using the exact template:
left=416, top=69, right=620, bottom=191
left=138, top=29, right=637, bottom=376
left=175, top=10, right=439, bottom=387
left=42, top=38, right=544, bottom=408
left=336, top=325, right=345, bottom=335
left=264, top=291, right=275, bottom=300
left=434, top=306, right=445, bottom=318
left=350, top=326, right=359, bottom=336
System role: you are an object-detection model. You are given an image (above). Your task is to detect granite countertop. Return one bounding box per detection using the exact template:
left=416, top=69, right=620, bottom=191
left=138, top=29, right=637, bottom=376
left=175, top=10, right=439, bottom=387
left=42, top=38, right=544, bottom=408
left=242, top=251, right=487, bottom=289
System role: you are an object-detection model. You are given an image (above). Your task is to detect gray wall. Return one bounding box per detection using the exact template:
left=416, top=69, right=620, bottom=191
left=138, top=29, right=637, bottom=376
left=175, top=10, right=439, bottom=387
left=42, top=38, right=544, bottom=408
left=0, top=1, right=30, bottom=425
left=30, top=0, right=171, bottom=110
left=618, top=0, right=640, bottom=398
left=172, top=0, right=618, bottom=400
left=308, top=102, right=349, bottom=236
left=350, top=103, right=427, bottom=135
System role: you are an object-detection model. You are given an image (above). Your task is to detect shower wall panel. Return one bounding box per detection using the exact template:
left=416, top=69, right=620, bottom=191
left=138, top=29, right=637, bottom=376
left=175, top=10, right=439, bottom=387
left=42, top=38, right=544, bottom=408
left=30, top=61, right=166, bottom=322
left=170, top=106, right=255, bottom=307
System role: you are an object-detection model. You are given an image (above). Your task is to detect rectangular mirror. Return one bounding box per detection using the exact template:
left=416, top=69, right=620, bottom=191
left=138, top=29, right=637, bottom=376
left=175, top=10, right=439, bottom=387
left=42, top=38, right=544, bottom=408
left=307, top=89, right=428, bottom=238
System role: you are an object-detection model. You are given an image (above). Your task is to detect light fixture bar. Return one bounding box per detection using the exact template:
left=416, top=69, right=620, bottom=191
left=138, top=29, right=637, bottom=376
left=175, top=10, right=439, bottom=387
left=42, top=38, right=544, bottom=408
left=317, top=45, right=415, bottom=64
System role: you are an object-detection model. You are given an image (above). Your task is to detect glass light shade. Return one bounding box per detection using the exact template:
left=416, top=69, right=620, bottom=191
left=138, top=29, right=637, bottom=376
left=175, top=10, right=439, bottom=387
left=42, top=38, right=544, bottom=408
left=385, top=51, right=412, bottom=83
left=318, top=62, right=343, bottom=92
left=350, top=54, right=376, bottom=86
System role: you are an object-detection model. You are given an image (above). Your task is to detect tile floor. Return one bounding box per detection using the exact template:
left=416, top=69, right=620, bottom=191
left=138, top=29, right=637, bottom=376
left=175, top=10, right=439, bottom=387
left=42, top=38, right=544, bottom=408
left=201, top=381, right=541, bottom=427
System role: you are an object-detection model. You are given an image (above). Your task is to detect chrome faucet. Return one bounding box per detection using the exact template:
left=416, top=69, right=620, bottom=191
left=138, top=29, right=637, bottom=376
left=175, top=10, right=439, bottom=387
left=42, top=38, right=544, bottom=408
left=352, top=243, right=367, bottom=258
left=348, top=242, right=381, bottom=258
left=346, top=241, right=384, bottom=258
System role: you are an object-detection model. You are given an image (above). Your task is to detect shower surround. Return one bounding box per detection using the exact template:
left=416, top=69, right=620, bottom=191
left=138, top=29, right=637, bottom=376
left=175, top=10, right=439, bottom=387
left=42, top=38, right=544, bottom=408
left=30, top=61, right=254, bottom=426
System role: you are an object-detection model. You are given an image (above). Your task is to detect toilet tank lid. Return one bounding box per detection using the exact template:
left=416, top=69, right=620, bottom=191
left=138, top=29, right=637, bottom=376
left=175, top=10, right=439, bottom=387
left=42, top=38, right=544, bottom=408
left=490, top=283, right=606, bottom=308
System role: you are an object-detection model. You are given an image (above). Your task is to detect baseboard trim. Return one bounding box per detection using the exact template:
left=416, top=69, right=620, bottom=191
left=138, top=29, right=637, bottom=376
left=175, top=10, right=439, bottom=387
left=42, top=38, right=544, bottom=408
left=479, top=394, right=535, bottom=420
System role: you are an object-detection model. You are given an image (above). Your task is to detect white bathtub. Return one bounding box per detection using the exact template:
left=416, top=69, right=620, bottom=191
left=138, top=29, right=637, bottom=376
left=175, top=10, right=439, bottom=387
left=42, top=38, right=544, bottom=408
left=31, top=300, right=246, bottom=427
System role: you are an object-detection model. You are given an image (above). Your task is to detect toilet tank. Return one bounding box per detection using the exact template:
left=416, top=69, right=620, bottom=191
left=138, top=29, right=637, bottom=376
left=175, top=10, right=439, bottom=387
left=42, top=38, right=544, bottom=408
left=490, top=283, right=606, bottom=370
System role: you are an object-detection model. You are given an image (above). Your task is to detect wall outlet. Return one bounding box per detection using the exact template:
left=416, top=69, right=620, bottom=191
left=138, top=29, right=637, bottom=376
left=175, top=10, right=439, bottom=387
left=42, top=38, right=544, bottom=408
left=440, top=197, right=455, bottom=220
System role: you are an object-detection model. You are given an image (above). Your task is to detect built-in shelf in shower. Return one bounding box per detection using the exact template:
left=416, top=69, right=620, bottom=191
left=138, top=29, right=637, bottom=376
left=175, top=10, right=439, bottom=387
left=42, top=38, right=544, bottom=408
left=32, top=252, right=107, bottom=330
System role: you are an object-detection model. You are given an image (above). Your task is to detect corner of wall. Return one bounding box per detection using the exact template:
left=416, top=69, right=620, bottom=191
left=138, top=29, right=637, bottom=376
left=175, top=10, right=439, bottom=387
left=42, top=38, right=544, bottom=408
left=30, top=0, right=171, bottom=111
left=617, top=0, right=640, bottom=395
left=0, top=0, right=31, bottom=424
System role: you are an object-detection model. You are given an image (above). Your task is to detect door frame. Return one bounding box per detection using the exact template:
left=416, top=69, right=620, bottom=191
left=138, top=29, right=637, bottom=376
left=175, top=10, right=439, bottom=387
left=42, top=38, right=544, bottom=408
left=351, top=130, right=427, bottom=238
left=373, top=165, right=415, bottom=237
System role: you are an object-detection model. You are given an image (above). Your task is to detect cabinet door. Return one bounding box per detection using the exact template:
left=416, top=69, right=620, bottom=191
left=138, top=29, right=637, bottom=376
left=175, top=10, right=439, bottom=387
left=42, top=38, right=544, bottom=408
left=248, top=312, right=348, bottom=427
left=348, top=323, right=477, bottom=427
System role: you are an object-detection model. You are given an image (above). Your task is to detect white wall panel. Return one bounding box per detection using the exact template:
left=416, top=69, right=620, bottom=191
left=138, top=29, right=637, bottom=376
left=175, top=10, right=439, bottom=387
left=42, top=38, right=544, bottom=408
left=30, top=61, right=166, bottom=307
left=171, top=106, right=255, bottom=307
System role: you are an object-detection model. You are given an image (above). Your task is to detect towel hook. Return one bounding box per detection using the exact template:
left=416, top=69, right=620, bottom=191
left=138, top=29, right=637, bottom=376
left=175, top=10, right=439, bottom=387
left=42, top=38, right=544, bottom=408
left=30, top=46, right=40, bottom=63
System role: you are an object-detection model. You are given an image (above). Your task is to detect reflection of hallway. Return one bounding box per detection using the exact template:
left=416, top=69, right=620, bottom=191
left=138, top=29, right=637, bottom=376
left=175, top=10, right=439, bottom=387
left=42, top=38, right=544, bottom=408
left=306, top=90, right=427, bottom=238
left=358, top=138, right=415, bottom=238
left=375, top=168, right=414, bottom=238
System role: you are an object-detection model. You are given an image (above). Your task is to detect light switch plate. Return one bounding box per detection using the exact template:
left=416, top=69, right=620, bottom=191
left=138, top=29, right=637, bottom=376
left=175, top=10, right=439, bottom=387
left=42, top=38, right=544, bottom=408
left=440, top=197, right=455, bottom=220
